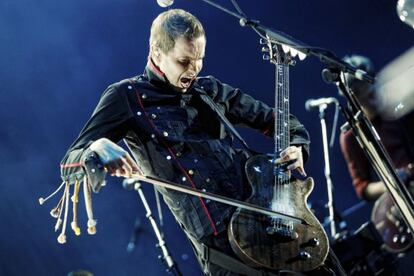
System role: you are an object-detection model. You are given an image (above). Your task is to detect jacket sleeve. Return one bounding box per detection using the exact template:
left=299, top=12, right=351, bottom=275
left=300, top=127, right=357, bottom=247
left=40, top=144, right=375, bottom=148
left=340, top=130, right=371, bottom=199
left=200, top=76, right=310, bottom=162
left=60, top=84, right=134, bottom=184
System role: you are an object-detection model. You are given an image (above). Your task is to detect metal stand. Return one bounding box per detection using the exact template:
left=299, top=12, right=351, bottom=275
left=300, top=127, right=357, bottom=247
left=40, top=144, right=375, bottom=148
left=125, top=179, right=182, bottom=276
left=337, top=77, right=414, bottom=234
left=318, top=104, right=338, bottom=238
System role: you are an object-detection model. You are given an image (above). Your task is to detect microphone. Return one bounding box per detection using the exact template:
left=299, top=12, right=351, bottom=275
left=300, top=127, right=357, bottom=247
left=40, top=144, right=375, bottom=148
left=305, top=97, right=337, bottom=111
left=157, top=0, right=174, bottom=7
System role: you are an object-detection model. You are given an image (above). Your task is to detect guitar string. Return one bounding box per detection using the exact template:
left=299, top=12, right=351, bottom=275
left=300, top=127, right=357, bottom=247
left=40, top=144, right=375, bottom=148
left=274, top=60, right=280, bottom=227
left=273, top=60, right=278, bottom=224
left=277, top=61, right=284, bottom=227
left=281, top=62, right=287, bottom=218
left=273, top=52, right=292, bottom=229
left=284, top=62, right=290, bottom=218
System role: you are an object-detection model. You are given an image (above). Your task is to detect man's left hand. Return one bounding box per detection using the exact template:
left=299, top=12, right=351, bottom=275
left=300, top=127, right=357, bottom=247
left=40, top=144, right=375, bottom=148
left=275, top=146, right=307, bottom=177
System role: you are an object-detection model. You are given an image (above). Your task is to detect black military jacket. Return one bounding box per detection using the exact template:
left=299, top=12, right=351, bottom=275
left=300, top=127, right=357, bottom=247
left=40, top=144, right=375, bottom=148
left=60, top=60, right=310, bottom=240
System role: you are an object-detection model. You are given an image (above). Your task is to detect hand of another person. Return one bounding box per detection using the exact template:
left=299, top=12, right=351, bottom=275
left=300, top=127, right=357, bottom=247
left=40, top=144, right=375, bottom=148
left=275, top=146, right=307, bottom=177
left=89, top=138, right=140, bottom=178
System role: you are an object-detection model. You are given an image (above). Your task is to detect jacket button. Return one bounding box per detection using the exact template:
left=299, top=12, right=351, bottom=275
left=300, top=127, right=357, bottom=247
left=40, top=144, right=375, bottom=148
left=216, top=221, right=221, bottom=226
left=163, top=131, right=169, bottom=137
left=151, top=114, right=157, bottom=119
left=206, top=178, right=210, bottom=183
left=176, top=152, right=182, bottom=157
left=181, top=177, right=187, bottom=181
left=151, top=134, right=156, bottom=139
left=137, top=111, right=142, bottom=116
left=166, top=155, right=172, bottom=160
left=142, top=94, right=147, bottom=99
left=127, top=85, right=132, bottom=90
left=188, top=169, right=194, bottom=175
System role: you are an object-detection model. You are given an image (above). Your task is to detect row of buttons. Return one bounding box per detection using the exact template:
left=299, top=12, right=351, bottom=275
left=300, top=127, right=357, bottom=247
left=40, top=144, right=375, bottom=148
left=129, top=83, right=222, bottom=227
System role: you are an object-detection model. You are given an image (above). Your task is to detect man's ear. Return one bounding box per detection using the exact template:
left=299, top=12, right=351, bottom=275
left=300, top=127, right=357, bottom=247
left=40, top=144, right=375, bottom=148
left=150, top=44, right=161, bottom=63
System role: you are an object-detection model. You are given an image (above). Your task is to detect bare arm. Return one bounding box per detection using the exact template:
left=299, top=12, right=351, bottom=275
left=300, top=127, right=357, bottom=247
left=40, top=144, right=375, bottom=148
left=363, top=181, right=387, bottom=201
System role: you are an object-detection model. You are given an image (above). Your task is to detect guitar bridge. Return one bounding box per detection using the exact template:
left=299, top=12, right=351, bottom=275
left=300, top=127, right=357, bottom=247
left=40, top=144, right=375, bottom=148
left=266, top=218, right=298, bottom=240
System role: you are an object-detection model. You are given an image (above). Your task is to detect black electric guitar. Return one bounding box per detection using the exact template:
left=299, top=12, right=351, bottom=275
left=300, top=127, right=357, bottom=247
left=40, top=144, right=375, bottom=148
left=371, top=163, right=414, bottom=253
left=228, top=39, right=329, bottom=272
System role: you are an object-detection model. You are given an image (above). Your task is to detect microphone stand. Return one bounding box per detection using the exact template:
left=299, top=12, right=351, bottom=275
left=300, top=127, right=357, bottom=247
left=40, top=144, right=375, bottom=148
left=197, top=0, right=414, bottom=234
left=125, top=179, right=182, bottom=276
left=318, top=103, right=338, bottom=239
left=335, top=76, right=414, bottom=233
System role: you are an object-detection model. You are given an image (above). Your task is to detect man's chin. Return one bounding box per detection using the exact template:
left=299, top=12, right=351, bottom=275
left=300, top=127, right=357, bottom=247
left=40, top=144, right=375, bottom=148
left=171, top=83, right=191, bottom=93
left=172, top=86, right=187, bottom=93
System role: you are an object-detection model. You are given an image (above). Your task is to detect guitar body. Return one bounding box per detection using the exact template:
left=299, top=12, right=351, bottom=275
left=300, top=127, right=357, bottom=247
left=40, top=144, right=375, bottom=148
left=372, top=192, right=414, bottom=253
left=228, top=155, right=329, bottom=272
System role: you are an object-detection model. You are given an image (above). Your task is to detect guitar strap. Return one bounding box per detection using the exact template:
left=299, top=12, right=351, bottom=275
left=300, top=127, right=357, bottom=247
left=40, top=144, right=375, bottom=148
left=198, top=93, right=254, bottom=154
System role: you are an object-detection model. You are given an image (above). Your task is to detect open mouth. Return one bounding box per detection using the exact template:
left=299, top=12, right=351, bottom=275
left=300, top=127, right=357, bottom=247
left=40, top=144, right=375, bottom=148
left=180, top=76, right=195, bottom=89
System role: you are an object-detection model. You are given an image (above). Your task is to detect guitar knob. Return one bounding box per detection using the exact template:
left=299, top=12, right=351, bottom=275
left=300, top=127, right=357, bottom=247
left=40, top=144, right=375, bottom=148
left=393, top=235, right=399, bottom=243
left=299, top=251, right=311, bottom=260
left=395, top=220, right=401, bottom=227
left=309, top=237, right=320, bottom=247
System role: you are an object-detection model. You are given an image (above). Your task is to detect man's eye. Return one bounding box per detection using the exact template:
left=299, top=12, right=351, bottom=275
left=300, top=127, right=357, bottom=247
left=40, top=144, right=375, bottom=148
left=178, top=60, right=190, bottom=65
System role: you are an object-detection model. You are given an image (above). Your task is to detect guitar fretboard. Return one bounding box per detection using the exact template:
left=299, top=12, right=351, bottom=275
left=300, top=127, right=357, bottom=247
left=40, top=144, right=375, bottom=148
left=274, top=63, right=290, bottom=156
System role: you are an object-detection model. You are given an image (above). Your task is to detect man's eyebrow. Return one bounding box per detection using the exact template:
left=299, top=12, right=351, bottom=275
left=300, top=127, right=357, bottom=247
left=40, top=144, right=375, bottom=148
left=178, top=55, right=205, bottom=59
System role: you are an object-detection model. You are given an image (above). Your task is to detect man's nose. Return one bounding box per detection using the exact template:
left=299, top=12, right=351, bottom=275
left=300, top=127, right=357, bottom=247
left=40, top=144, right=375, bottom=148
left=189, top=60, right=201, bottom=72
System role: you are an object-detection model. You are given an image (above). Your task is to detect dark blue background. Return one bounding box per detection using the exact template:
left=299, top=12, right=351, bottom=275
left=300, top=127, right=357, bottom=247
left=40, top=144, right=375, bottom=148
left=1, top=0, right=413, bottom=275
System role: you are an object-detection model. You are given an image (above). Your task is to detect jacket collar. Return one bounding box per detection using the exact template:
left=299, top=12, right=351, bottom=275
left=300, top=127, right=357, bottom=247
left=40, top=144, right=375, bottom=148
left=145, top=58, right=170, bottom=89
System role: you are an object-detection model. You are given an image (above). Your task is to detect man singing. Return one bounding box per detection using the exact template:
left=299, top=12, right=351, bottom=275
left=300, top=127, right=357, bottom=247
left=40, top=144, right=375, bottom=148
left=51, top=9, right=343, bottom=275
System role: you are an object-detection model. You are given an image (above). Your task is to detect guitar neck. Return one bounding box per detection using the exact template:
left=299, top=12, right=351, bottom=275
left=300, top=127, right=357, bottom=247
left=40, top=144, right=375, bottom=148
left=274, top=63, right=290, bottom=157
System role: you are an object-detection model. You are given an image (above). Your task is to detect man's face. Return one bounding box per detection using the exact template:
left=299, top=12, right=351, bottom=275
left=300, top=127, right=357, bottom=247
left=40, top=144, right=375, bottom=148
left=152, top=36, right=206, bottom=93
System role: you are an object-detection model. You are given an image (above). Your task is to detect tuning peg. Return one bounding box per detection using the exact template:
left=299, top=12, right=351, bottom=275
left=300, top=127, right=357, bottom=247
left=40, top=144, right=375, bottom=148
left=261, top=46, right=270, bottom=53
left=290, top=48, right=298, bottom=58
left=262, top=54, right=270, bottom=61
left=298, top=51, right=307, bottom=61
left=260, top=38, right=268, bottom=44
left=281, top=44, right=290, bottom=54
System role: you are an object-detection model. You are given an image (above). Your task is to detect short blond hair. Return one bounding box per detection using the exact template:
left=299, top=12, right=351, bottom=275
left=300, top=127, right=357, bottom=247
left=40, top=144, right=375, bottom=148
left=149, top=9, right=205, bottom=53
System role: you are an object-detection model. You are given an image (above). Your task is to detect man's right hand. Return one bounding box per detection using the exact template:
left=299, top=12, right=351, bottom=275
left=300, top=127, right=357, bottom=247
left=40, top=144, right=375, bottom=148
left=89, top=138, right=140, bottom=178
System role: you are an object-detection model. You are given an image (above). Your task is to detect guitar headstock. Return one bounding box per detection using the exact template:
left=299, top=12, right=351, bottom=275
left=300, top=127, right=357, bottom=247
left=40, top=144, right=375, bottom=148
left=261, top=36, right=306, bottom=66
